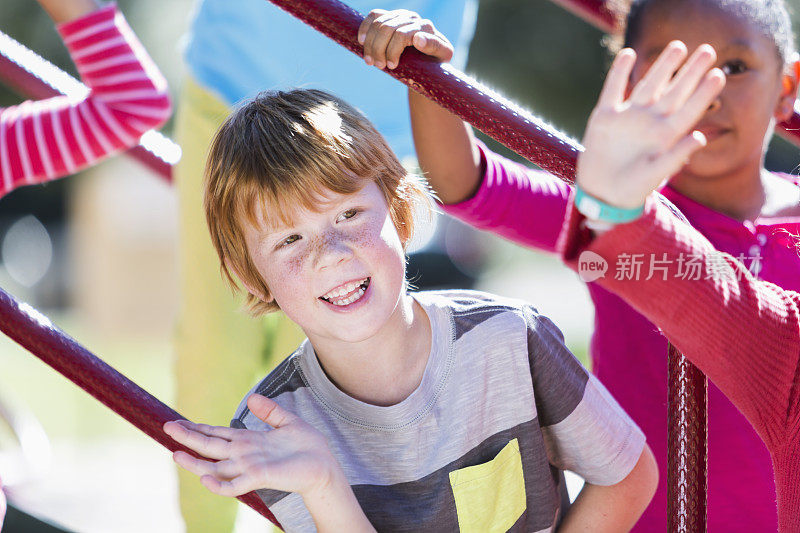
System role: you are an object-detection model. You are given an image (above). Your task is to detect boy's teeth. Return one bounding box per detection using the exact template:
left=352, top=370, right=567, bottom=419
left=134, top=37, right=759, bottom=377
left=322, top=278, right=369, bottom=306
left=328, top=286, right=366, bottom=306
left=323, top=279, right=367, bottom=300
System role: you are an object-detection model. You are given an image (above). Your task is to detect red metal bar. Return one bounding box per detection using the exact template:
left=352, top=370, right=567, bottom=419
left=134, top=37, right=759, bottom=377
left=549, top=0, right=615, bottom=32
left=0, top=286, right=279, bottom=528
left=268, top=0, right=582, bottom=183
left=0, top=32, right=175, bottom=182
left=548, top=0, right=800, bottom=148
left=668, top=344, right=708, bottom=533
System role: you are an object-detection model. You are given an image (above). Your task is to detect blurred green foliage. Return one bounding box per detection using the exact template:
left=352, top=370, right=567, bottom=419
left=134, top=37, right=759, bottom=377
left=468, top=0, right=609, bottom=142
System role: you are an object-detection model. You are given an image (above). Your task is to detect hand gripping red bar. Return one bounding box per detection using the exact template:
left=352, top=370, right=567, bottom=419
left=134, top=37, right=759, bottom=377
left=0, top=286, right=281, bottom=528
left=268, top=0, right=583, bottom=183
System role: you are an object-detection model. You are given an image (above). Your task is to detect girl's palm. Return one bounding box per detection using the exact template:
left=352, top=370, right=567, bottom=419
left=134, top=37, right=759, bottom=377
left=577, top=41, right=726, bottom=209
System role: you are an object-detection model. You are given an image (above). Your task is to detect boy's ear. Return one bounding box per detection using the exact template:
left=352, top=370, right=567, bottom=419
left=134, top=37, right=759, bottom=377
left=223, top=258, right=273, bottom=303
left=775, top=57, right=800, bottom=122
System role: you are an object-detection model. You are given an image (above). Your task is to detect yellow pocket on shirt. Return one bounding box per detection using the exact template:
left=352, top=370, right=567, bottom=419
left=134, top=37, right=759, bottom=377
left=449, top=438, right=526, bottom=532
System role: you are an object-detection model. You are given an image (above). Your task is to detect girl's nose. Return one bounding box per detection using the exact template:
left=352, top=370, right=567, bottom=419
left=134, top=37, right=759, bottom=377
left=707, top=97, right=721, bottom=113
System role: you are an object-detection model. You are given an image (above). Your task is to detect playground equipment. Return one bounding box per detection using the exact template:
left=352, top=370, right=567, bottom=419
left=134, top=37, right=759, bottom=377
left=3, top=0, right=798, bottom=530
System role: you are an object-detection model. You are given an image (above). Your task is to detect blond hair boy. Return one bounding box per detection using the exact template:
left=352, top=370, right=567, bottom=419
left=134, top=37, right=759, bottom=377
left=164, top=89, right=657, bottom=532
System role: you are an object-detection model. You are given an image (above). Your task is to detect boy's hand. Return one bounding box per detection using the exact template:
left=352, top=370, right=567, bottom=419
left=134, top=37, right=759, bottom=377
left=576, top=41, right=726, bottom=210
left=164, top=394, right=341, bottom=500
left=358, top=9, right=453, bottom=70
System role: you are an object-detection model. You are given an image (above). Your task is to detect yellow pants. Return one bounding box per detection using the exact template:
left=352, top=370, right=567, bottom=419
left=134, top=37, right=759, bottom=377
left=173, top=77, right=303, bottom=532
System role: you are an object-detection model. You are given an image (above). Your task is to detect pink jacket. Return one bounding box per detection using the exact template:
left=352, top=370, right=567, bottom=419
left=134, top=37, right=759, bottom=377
left=559, top=195, right=800, bottom=532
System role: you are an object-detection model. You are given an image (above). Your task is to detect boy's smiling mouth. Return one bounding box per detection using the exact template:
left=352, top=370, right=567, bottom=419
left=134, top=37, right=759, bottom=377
left=319, top=278, right=371, bottom=307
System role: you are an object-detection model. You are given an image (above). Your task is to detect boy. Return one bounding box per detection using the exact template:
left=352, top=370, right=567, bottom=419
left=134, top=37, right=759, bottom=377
left=164, top=89, right=657, bottom=532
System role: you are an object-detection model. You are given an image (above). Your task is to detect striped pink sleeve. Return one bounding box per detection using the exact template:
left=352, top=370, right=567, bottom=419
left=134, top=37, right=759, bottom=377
left=0, top=3, right=171, bottom=197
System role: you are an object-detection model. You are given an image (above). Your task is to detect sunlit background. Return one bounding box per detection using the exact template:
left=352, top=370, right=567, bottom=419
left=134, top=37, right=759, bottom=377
left=0, top=0, right=798, bottom=531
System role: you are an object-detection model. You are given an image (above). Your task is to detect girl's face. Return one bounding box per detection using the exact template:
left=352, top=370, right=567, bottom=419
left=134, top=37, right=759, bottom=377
left=629, top=1, right=797, bottom=182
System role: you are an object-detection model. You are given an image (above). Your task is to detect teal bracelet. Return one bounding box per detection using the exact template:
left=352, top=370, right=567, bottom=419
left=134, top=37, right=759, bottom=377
left=573, top=186, right=644, bottom=224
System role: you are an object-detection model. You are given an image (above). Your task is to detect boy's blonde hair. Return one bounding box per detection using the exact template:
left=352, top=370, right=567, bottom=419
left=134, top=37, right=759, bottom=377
left=204, top=89, right=430, bottom=316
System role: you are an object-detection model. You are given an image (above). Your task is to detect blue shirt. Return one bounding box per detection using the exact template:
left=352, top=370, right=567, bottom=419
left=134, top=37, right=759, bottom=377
left=184, top=0, right=477, bottom=159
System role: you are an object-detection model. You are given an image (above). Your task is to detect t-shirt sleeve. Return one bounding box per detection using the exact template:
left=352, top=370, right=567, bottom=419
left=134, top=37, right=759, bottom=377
left=524, top=308, right=646, bottom=486
left=440, top=140, right=573, bottom=253
left=227, top=360, right=299, bottom=520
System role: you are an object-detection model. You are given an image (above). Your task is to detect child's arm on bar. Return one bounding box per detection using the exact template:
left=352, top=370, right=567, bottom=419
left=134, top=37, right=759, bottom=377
left=359, top=9, right=482, bottom=204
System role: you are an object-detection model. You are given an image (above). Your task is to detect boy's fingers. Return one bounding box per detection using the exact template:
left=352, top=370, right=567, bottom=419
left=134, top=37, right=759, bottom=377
left=248, top=394, right=297, bottom=429
left=164, top=422, right=233, bottom=459
left=174, top=450, right=244, bottom=484
left=597, top=48, right=636, bottom=109
left=173, top=450, right=220, bottom=477
left=201, top=474, right=251, bottom=497
left=207, top=458, right=241, bottom=479
left=630, top=41, right=688, bottom=105
left=189, top=422, right=239, bottom=441
left=165, top=419, right=229, bottom=440
left=656, top=45, right=718, bottom=114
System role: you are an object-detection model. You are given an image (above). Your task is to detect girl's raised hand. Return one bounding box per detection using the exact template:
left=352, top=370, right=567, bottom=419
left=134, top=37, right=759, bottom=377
left=358, top=9, right=453, bottom=70
left=164, top=394, right=341, bottom=499
left=577, top=41, right=726, bottom=210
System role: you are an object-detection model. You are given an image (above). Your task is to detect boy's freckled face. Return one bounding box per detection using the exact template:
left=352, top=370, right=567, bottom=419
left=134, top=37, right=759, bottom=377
left=630, top=2, right=790, bottom=180
left=242, top=181, right=407, bottom=348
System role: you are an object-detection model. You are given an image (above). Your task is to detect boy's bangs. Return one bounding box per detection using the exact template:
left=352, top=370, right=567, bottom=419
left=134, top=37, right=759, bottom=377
left=236, top=162, right=371, bottom=232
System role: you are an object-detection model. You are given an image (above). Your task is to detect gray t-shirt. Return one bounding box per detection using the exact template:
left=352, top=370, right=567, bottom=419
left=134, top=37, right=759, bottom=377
left=232, top=290, right=645, bottom=532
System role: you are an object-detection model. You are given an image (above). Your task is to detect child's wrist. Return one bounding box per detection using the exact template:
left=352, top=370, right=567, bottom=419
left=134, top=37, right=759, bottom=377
left=582, top=218, right=617, bottom=235
left=574, top=185, right=645, bottom=224
left=302, top=456, right=348, bottom=503
left=303, top=463, right=375, bottom=531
